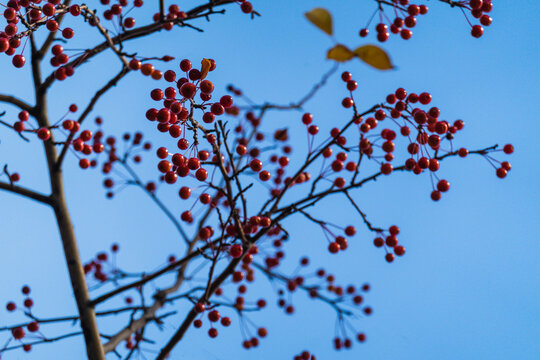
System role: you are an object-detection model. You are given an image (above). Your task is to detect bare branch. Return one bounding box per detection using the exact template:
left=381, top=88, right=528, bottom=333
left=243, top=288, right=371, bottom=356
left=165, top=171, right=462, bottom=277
left=343, top=191, right=384, bottom=232
left=0, top=94, right=34, bottom=114
left=1, top=332, right=82, bottom=352
left=55, top=66, right=130, bottom=170
left=0, top=181, right=52, bottom=205
left=90, top=243, right=214, bottom=307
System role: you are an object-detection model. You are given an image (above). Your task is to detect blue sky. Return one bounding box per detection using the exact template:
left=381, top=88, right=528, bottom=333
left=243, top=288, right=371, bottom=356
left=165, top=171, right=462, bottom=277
left=1, top=1, right=539, bottom=359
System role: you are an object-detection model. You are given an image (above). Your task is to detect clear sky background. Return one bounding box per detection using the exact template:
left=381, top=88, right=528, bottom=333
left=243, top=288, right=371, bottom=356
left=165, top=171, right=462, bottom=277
left=1, top=1, right=539, bottom=359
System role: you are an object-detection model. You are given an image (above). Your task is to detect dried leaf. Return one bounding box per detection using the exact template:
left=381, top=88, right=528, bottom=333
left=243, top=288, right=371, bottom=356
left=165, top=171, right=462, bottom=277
left=305, top=8, right=333, bottom=36
left=353, top=45, right=394, bottom=70
left=200, top=58, right=212, bottom=80
left=327, top=44, right=355, bottom=62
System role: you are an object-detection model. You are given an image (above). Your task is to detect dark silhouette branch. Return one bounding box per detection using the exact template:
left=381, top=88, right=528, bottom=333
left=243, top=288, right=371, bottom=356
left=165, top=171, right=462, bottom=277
left=0, top=181, right=52, bottom=205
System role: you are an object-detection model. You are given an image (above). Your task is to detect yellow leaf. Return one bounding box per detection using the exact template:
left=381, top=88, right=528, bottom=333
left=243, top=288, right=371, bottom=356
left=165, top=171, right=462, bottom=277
left=327, top=44, right=355, bottom=62
left=200, top=58, right=212, bottom=80
left=353, top=45, right=394, bottom=70
left=305, top=8, right=333, bottom=36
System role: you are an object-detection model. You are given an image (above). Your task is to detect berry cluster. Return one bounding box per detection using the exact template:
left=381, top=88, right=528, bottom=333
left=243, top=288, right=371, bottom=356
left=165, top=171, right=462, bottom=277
left=0, top=0, right=212, bottom=69
left=83, top=243, right=120, bottom=283
left=192, top=302, right=240, bottom=343
left=49, top=44, right=75, bottom=81
left=373, top=225, right=405, bottom=263
left=338, top=71, right=512, bottom=204
left=171, top=244, right=270, bottom=349
left=189, top=243, right=373, bottom=351
left=143, top=59, right=279, bottom=214
left=360, top=1, right=428, bottom=41
left=466, top=0, right=494, bottom=38
left=3, top=286, right=37, bottom=353
left=260, top=251, right=373, bottom=350
left=1, top=0, right=81, bottom=68
left=0, top=0, right=517, bottom=358
left=359, top=0, right=493, bottom=41
left=236, top=0, right=254, bottom=14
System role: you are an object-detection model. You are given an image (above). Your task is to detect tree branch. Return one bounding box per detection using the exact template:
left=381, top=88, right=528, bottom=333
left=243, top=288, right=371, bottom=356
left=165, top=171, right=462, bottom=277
left=41, top=0, right=236, bottom=91
left=55, top=66, right=130, bottom=170
left=90, top=243, right=214, bottom=307
left=0, top=94, right=34, bottom=114
left=0, top=181, right=52, bottom=205
left=30, top=28, right=106, bottom=360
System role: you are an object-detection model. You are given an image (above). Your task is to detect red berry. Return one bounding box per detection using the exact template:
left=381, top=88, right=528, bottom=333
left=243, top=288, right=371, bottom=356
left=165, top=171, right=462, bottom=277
left=179, top=186, right=191, bottom=199
left=62, top=28, right=74, bottom=39
left=480, top=15, right=492, bottom=26
left=229, top=244, right=243, bottom=258
left=401, top=29, right=412, bottom=40
left=220, top=95, right=233, bottom=107
left=36, top=128, right=51, bottom=140
left=180, top=59, right=192, bottom=72
left=150, top=89, right=163, bottom=101
left=437, top=179, right=450, bottom=192
left=395, top=90, right=407, bottom=103
left=158, top=160, right=171, bottom=173
left=394, top=245, right=406, bottom=256
left=259, top=170, right=271, bottom=181
left=419, top=92, right=431, bottom=105
left=328, top=242, right=340, bottom=254
left=342, top=97, right=354, bottom=108
left=431, top=190, right=442, bottom=201
left=12, top=327, right=25, bottom=339
left=469, top=0, right=483, bottom=10
left=501, top=161, right=511, bottom=171
left=27, top=321, right=39, bottom=332
left=208, top=310, right=220, bottom=322
left=211, top=103, right=225, bottom=115
left=241, top=1, right=253, bottom=13
left=302, top=113, right=313, bottom=125
left=458, top=148, right=469, bottom=157
left=200, top=80, right=214, bottom=94
left=196, top=168, right=208, bottom=181
left=381, top=163, right=393, bottom=175
left=471, top=25, right=484, bottom=38
left=195, top=302, right=205, bottom=313
left=503, top=144, right=514, bottom=154
left=347, top=80, right=358, bottom=91
left=250, top=159, right=262, bottom=172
